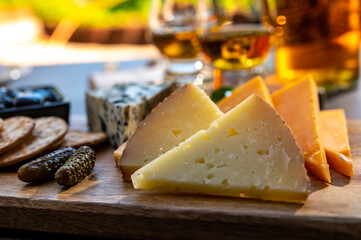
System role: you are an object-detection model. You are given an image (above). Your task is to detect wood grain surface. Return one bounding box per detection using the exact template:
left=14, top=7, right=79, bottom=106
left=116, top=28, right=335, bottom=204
left=0, top=120, right=361, bottom=239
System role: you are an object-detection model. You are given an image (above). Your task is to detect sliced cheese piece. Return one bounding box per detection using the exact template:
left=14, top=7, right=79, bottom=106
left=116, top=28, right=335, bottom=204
left=114, top=142, right=127, bottom=168
left=320, top=109, right=353, bottom=177
left=272, top=78, right=330, bottom=183
left=132, top=95, right=309, bottom=203
left=119, top=83, right=223, bottom=180
left=217, top=76, right=273, bottom=113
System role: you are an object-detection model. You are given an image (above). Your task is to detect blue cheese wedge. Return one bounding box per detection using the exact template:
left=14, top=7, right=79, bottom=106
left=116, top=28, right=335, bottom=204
left=132, top=95, right=309, bottom=203
left=86, top=82, right=173, bottom=148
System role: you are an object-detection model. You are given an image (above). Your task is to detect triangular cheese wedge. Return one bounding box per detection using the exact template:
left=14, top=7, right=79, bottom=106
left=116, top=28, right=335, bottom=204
left=320, top=109, right=353, bottom=177
left=132, top=95, right=309, bottom=203
left=118, top=83, right=223, bottom=180
left=272, top=78, right=330, bottom=182
left=217, top=76, right=273, bottom=113
left=114, top=142, right=127, bottom=168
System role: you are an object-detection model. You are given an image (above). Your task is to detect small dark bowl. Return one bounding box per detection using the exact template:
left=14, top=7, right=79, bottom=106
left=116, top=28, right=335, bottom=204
left=0, top=85, right=70, bottom=123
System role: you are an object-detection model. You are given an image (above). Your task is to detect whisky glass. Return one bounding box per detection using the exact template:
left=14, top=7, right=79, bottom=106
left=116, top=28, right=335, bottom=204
left=198, top=0, right=277, bottom=88
left=275, top=0, right=360, bottom=95
left=149, top=0, right=204, bottom=76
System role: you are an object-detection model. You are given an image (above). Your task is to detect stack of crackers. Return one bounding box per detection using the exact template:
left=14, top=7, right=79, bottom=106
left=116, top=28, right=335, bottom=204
left=0, top=116, right=107, bottom=168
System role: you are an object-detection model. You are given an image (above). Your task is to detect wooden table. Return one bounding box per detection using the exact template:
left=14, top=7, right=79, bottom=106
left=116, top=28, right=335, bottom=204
left=1, top=62, right=361, bottom=239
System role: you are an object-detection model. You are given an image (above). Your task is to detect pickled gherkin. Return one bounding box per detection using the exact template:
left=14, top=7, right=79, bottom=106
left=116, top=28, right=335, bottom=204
left=17, top=147, right=76, bottom=182
left=55, top=146, right=96, bottom=186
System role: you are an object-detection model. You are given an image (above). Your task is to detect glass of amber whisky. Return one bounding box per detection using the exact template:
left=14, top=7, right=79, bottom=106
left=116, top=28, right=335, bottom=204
left=149, top=0, right=204, bottom=76
left=275, top=0, right=360, bottom=95
left=198, top=0, right=276, bottom=88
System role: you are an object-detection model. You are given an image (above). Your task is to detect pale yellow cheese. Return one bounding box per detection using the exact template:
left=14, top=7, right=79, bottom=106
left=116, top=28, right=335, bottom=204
left=118, top=83, right=223, bottom=180
left=132, top=95, right=309, bottom=203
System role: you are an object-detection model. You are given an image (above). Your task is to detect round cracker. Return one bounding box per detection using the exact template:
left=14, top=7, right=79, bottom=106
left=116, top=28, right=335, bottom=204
left=45, top=139, right=65, bottom=153
left=0, top=118, right=4, bottom=131
left=51, top=139, right=64, bottom=149
left=60, top=130, right=107, bottom=148
left=0, top=116, right=35, bottom=155
left=0, top=117, right=68, bottom=167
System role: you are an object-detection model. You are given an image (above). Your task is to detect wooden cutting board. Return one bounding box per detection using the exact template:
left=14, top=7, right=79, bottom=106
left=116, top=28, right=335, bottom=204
left=0, top=120, right=361, bottom=239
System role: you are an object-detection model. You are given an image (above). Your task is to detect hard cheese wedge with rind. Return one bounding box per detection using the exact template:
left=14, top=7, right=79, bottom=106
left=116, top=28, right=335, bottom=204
left=119, top=83, right=223, bottom=180
left=132, top=95, right=309, bottom=203
left=217, top=76, right=273, bottom=113
left=272, top=78, right=330, bottom=183
left=320, top=109, right=353, bottom=177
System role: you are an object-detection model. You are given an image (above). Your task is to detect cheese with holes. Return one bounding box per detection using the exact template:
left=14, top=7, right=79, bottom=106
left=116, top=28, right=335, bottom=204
left=119, top=83, right=223, bottom=180
left=86, top=82, right=173, bottom=148
left=217, top=76, right=273, bottom=113
left=272, top=78, right=330, bottom=183
left=132, top=95, right=309, bottom=202
left=320, top=109, right=353, bottom=177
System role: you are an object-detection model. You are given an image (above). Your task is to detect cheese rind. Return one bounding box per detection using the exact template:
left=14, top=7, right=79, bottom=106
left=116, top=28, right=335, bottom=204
left=271, top=78, right=330, bottom=183
left=119, top=83, right=223, bottom=180
left=114, top=142, right=127, bottom=168
left=132, top=95, right=309, bottom=202
left=320, top=109, right=353, bottom=177
left=217, top=76, right=273, bottom=113
left=86, top=83, right=173, bottom=148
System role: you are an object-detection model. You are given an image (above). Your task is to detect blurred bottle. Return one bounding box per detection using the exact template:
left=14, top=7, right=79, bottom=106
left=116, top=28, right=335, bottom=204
left=275, top=0, right=360, bottom=94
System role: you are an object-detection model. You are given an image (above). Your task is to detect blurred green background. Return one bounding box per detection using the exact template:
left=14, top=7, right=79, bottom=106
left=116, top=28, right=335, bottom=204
left=0, top=0, right=150, bottom=28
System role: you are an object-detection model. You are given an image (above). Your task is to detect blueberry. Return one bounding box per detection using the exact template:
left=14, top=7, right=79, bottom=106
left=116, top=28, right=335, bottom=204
left=33, top=89, right=60, bottom=102
left=0, top=87, right=18, bottom=99
left=0, top=95, right=13, bottom=108
left=6, top=89, right=18, bottom=98
left=15, top=96, right=41, bottom=107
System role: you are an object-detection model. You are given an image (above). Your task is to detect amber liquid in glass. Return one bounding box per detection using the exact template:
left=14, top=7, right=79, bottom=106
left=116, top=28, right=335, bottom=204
left=152, top=27, right=202, bottom=60
left=276, top=0, right=360, bottom=94
left=199, top=26, right=272, bottom=71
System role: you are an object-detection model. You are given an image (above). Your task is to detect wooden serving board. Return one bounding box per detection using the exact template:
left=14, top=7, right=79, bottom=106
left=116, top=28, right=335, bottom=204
left=1, top=120, right=361, bottom=239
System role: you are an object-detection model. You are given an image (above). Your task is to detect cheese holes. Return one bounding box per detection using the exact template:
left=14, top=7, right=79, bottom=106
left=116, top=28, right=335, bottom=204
left=227, top=127, right=240, bottom=137
left=221, top=178, right=229, bottom=186
left=195, top=158, right=205, bottom=164
left=202, top=134, right=212, bottom=141
left=257, top=149, right=270, bottom=155
left=277, top=136, right=282, bottom=142
left=172, top=129, right=182, bottom=137
left=217, top=163, right=228, bottom=168
left=214, top=147, right=220, bottom=153
left=206, top=173, right=215, bottom=179
left=206, top=163, right=215, bottom=170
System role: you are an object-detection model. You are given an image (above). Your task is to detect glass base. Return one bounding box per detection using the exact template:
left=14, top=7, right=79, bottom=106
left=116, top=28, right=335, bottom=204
left=166, top=59, right=203, bottom=75
left=213, top=65, right=265, bottom=89
left=164, top=63, right=214, bottom=95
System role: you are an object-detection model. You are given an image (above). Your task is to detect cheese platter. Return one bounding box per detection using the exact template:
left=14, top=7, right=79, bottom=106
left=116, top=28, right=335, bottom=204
left=0, top=76, right=361, bottom=239
left=0, top=119, right=360, bottom=239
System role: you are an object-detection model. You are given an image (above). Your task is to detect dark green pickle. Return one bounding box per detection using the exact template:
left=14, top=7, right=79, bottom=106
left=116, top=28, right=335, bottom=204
left=55, top=146, right=96, bottom=186
left=17, top=147, right=76, bottom=182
